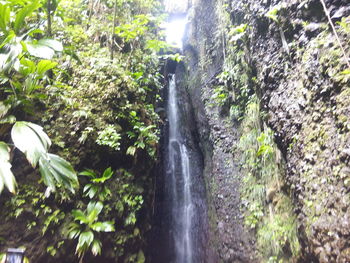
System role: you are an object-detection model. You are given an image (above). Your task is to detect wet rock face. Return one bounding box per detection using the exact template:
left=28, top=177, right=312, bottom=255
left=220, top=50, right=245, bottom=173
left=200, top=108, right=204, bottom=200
left=251, top=1, right=350, bottom=261
left=183, top=0, right=258, bottom=262
left=184, top=0, right=350, bottom=261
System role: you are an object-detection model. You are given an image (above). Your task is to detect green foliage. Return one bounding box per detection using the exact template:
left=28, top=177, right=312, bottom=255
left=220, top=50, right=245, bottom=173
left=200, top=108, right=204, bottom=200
left=215, top=2, right=253, bottom=119
left=1, top=0, right=163, bottom=260
left=0, top=1, right=63, bottom=73
left=115, top=14, right=149, bottom=42
left=335, top=68, right=350, bottom=83
left=239, top=97, right=300, bottom=261
left=228, top=23, right=247, bottom=43
left=47, top=241, right=64, bottom=257
left=337, top=16, right=350, bottom=34
left=26, top=39, right=63, bottom=59
left=38, top=153, right=78, bottom=193
left=10, top=121, right=78, bottom=193
left=96, top=125, right=122, bottom=151
left=42, top=209, right=65, bottom=235
left=126, top=110, right=159, bottom=158
left=80, top=167, right=113, bottom=201
left=11, top=121, right=51, bottom=167
left=0, top=141, right=16, bottom=193
left=257, top=199, right=300, bottom=260
left=68, top=201, right=114, bottom=258
left=211, top=86, right=228, bottom=106
left=265, top=4, right=285, bottom=23
left=161, top=53, right=184, bottom=62
left=0, top=0, right=78, bottom=195
left=0, top=120, right=78, bottom=194
left=145, top=39, right=169, bottom=53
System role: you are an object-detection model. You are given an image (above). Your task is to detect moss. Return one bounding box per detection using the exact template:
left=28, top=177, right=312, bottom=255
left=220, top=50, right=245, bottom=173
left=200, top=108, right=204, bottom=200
left=238, top=97, right=300, bottom=262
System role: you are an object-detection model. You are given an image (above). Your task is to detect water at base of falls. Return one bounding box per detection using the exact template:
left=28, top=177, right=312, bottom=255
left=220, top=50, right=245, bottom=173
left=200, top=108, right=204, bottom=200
left=153, top=74, right=208, bottom=263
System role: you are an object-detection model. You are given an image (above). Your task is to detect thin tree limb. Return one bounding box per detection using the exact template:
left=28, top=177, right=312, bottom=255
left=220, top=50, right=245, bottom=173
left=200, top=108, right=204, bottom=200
left=320, top=0, right=350, bottom=69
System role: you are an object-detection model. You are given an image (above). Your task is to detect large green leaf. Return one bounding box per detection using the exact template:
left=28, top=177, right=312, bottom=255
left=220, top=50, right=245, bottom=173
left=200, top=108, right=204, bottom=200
left=37, top=39, right=63, bottom=52
left=19, top=58, right=36, bottom=76
left=0, top=115, right=16, bottom=124
left=77, top=231, right=94, bottom=254
left=83, top=184, right=98, bottom=199
left=26, top=42, right=55, bottom=59
left=38, top=153, right=78, bottom=193
left=36, top=59, right=57, bottom=75
left=91, top=239, right=102, bottom=256
left=91, top=221, right=114, bottom=232
left=0, top=101, right=10, bottom=119
left=67, top=222, right=81, bottom=239
left=14, top=0, right=41, bottom=34
left=0, top=4, right=10, bottom=33
left=11, top=121, right=51, bottom=167
left=25, top=39, right=63, bottom=59
left=91, top=167, right=113, bottom=183
left=86, top=201, right=103, bottom=223
left=72, top=209, right=89, bottom=224
left=0, top=39, right=22, bottom=72
left=79, top=169, right=96, bottom=178
left=0, top=141, right=16, bottom=194
left=0, top=30, right=15, bottom=49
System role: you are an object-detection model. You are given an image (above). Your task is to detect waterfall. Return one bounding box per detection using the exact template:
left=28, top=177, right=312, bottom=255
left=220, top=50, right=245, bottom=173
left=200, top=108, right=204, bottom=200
left=152, top=72, right=208, bottom=262
left=167, top=74, right=194, bottom=263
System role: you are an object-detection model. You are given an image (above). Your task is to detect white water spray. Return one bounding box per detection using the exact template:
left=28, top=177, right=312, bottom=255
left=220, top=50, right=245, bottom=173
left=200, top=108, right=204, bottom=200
left=167, top=75, right=194, bottom=263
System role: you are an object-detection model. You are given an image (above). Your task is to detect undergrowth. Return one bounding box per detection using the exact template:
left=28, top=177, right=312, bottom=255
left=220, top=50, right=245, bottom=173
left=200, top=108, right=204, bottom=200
left=239, top=96, right=300, bottom=262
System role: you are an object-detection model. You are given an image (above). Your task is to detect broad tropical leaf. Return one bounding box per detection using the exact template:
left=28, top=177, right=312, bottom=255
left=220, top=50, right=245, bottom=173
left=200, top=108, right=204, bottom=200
left=36, top=60, right=57, bottom=75
left=11, top=121, right=51, bottom=167
left=25, top=38, right=63, bottom=59
left=0, top=101, right=10, bottom=119
left=92, top=167, right=113, bottom=183
left=0, top=4, right=10, bottom=33
left=1, top=40, right=22, bottom=72
left=77, top=231, right=94, bottom=255
left=14, top=0, right=41, bottom=34
left=72, top=209, right=89, bottom=224
left=79, top=169, right=96, bottom=178
left=86, top=201, right=103, bottom=222
left=0, top=141, right=16, bottom=194
left=67, top=223, right=81, bottom=239
left=91, top=240, right=102, bottom=256
left=91, top=221, right=114, bottom=232
left=0, top=115, right=16, bottom=124
left=37, top=39, right=63, bottom=52
left=26, top=42, right=55, bottom=59
left=38, top=153, right=78, bottom=193
left=83, top=184, right=98, bottom=199
left=19, top=58, right=36, bottom=76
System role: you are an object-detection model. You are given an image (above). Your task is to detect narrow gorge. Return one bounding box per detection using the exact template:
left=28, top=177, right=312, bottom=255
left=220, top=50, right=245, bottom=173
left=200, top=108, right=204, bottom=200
left=167, top=0, right=350, bottom=262
left=0, top=0, right=349, bottom=262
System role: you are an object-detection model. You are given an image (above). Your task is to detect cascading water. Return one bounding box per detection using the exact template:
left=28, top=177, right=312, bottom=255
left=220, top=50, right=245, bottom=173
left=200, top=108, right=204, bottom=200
left=152, top=74, right=208, bottom=263
left=167, top=74, right=193, bottom=263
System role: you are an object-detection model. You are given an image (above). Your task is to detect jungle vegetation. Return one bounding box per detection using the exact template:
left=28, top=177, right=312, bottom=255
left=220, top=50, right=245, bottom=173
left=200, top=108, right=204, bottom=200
left=0, top=0, right=172, bottom=262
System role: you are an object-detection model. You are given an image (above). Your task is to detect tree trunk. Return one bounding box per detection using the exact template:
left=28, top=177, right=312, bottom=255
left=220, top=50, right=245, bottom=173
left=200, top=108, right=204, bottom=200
left=47, top=0, right=52, bottom=37
left=111, top=0, right=118, bottom=60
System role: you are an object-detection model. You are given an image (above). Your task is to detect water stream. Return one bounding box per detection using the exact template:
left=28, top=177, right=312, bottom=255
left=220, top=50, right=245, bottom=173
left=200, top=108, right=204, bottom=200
left=167, top=74, right=194, bottom=263
left=153, top=74, right=208, bottom=262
